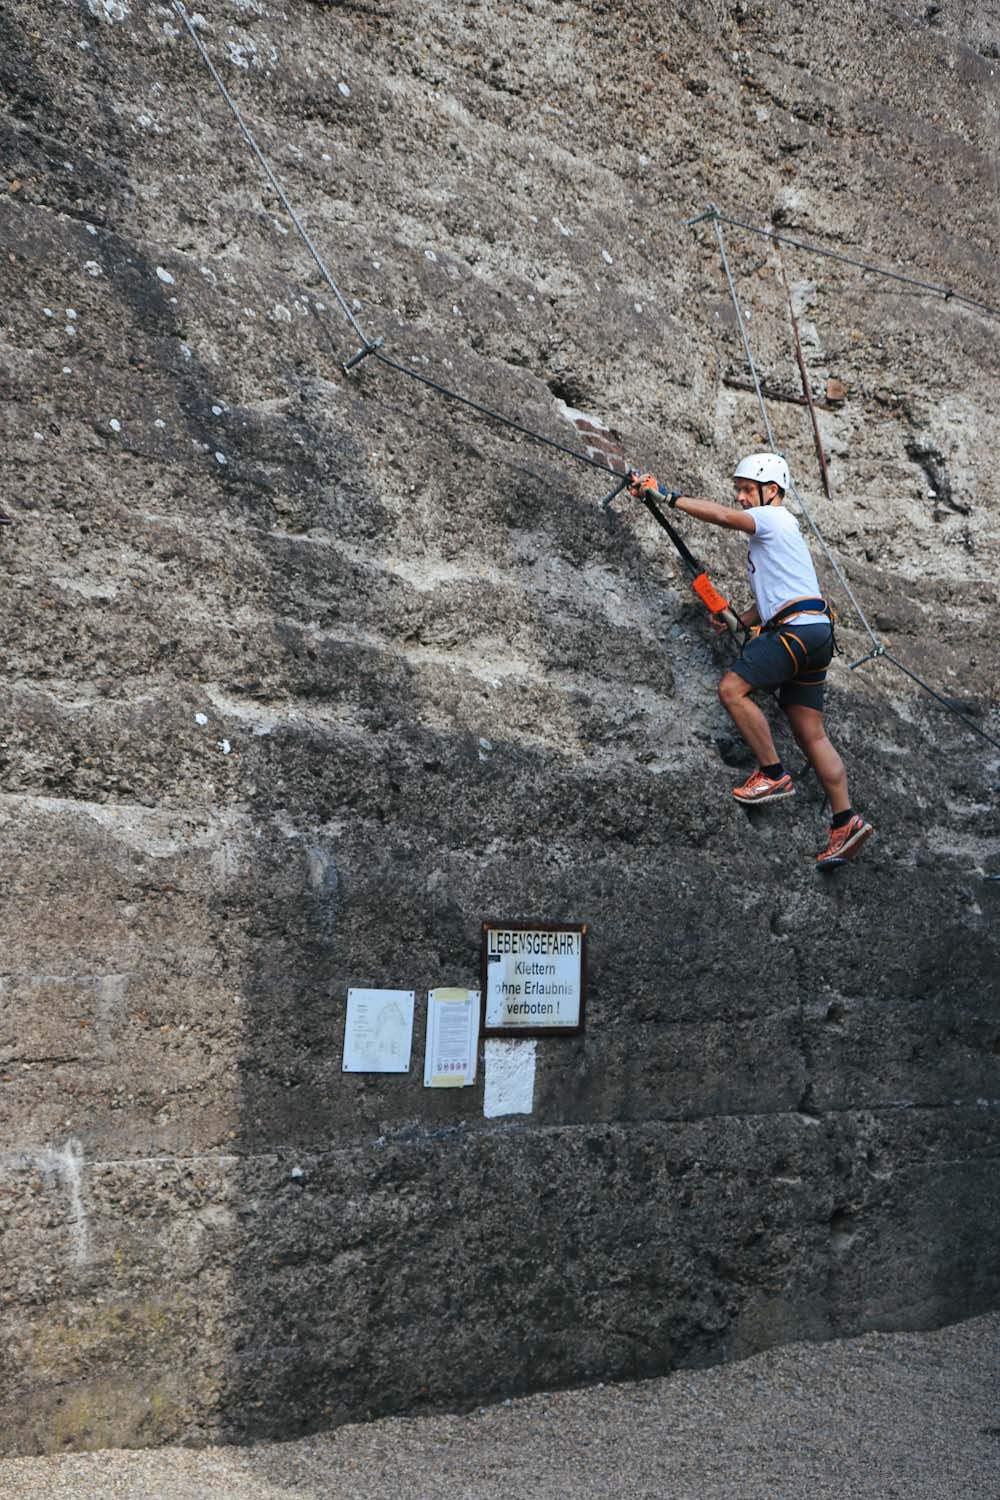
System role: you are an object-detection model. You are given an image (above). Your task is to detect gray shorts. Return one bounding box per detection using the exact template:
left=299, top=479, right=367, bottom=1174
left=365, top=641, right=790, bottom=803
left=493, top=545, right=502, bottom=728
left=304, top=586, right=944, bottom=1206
left=731, top=622, right=835, bottom=710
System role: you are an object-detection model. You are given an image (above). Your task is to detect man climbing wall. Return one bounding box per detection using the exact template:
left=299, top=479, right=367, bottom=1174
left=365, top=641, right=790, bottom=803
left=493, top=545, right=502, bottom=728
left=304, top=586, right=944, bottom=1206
left=630, top=453, right=873, bottom=869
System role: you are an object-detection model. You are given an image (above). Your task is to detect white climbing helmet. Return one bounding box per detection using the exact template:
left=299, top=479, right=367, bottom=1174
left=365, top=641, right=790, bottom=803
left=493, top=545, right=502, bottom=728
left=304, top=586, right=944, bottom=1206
left=733, top=451, right=790, bottom=494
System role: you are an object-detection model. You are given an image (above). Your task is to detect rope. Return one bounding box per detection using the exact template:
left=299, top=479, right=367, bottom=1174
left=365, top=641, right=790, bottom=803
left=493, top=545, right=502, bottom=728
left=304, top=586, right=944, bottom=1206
left=705, top=211, right=1000, bottom=756
left=689, top=206, right=1000, bottom=321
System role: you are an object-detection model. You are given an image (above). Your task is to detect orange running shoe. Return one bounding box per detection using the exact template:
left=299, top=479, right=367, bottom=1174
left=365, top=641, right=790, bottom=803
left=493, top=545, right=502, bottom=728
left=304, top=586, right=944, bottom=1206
left=816, top=814, right=873, bottom=868
left=732, top=769, right=795, bottom=804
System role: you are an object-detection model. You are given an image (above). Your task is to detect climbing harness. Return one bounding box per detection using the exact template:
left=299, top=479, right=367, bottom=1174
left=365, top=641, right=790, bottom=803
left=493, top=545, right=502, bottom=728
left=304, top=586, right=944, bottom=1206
left=168, top=7, right=1000, bottom=757
left=691, top=204, right=1000, bottom=755
left=757, top=599, right=837, bottom=693
left=762, top=598, right=835, bottom=632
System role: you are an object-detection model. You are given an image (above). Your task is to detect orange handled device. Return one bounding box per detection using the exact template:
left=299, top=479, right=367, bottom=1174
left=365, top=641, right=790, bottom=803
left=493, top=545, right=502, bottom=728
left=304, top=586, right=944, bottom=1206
left=692, top=571, right=731, bottom=617
left=609, top=472, right=741, bottom=636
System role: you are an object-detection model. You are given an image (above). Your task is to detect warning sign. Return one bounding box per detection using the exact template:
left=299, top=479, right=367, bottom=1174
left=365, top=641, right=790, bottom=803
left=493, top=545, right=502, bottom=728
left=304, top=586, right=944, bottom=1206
left=481, top=922, right=587, bottom=1036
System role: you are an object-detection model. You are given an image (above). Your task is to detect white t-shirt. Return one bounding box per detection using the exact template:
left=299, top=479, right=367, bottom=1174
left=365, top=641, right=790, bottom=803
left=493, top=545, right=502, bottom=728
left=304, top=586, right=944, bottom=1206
left=745, top=505, right=821, bottom=626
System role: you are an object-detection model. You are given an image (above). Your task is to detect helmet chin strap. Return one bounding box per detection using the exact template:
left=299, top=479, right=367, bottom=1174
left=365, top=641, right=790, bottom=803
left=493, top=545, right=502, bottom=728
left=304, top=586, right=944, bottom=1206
left=757, top=481, right=772, bottom=505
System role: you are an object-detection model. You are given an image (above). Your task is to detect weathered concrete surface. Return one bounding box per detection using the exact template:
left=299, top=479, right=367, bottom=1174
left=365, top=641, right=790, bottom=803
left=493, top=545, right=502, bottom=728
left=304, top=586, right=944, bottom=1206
left=1, top=0, right=999, bottom=1454
left=3, top=1315, right=1000, bottom=1500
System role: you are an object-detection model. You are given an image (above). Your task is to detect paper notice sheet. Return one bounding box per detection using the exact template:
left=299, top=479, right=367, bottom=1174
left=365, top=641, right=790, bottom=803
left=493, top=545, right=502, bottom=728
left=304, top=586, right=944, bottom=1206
left=423, top=988, right=480, bottom=1087
left=342, top=988, right=415, bottom=1072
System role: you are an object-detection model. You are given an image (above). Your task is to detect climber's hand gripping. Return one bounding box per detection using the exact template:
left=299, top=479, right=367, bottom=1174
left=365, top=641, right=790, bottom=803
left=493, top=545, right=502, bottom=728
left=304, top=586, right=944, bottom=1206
left=627, top=470, right=663, bottom=500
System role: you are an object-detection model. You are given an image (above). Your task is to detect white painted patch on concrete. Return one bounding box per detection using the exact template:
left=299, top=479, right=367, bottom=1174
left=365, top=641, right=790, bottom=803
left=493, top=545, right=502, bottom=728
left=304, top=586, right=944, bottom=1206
left=156, top=266, right=174, bottom=285
left=109, top=418, right=121, bottom=432
left=95, top=974, right=128, bottom=1033
left=601, top=249, right=613, bottom=264
left=338, top=80, right=351, bottom=97
left=84, top=260, right=101, bottom=276
left=484, top=1039, right=537, bottom=1118
left=195, top=712, right=208, bottom=725
left=32, top=1139, right=90, bottom=1268
left=553, top=216, right=574, bottom=237
left=214, top=451, right=227, bottom=464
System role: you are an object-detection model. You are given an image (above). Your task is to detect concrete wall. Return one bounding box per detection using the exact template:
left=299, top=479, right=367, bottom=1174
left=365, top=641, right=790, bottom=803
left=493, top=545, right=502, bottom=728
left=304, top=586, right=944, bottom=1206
left=2, top=0, right=999, bottom=1452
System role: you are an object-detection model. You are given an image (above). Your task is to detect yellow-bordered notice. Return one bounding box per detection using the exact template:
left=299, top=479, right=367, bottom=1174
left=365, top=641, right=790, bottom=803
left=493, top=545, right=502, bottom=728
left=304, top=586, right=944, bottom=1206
left=423, top=988, right=480, bottom=1088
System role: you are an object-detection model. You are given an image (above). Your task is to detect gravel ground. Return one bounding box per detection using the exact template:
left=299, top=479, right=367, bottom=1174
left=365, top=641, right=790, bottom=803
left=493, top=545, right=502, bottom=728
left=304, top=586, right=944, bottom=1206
left=2, top=1315, right=997, bottom=1500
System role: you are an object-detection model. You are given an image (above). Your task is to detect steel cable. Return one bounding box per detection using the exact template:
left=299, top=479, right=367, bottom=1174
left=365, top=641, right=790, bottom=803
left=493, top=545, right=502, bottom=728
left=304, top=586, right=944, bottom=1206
left=706, top=211, right=1000, bottom=755
left=171, top=16, right=1000, bottom=757
left=371, top=351, right=626, bottom=475
left=171, top=0, right=369, bottom=346
left=712, top=212, right=882, bottom=646
left=689, top=206, right=1000, bottom=320
left=171, top=0, right=627, bottom=487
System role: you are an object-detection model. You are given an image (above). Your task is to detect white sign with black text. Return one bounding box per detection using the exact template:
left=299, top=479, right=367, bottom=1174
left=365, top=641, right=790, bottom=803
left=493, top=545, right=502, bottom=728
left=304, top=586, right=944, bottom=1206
left=483, top=924, right=586, bottom=1034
